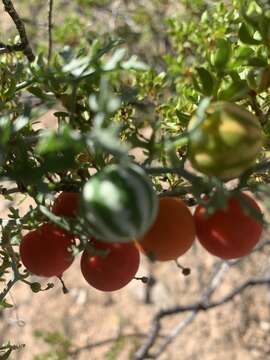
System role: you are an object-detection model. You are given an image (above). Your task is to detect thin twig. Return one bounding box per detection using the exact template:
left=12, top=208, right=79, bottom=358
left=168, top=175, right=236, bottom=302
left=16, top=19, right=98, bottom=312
left=144, top=165, right=201, bottom=183
left=159, top=186, right=193, bottom=197
left=0, top=187, right=20, bottom=196
left=68, top=332, right=157, bottom=356
left=0, top=277, right=18, bottom=302
left=1, top=0, right=35, bottom=61
left=153, top=312, right=197, bottom=359
left=47, top=0, right=54, bottom=64
left=249, top=91, right=266, bottom=125
left=0, top=231, right=24, bottom=302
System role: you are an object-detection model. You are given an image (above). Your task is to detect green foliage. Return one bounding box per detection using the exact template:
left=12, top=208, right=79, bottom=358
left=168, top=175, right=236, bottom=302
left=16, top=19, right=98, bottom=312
left=33, top=331, right=71, bottom=360
left=0, top=343, right=25, bottom=360
left=105, top=335, right=127, bottom=360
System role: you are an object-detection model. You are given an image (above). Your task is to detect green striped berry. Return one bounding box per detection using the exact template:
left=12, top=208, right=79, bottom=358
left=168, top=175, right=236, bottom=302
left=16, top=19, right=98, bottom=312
left=81, top=163, right=158, bottom=243
left=188, top=101, right=263, bottom=179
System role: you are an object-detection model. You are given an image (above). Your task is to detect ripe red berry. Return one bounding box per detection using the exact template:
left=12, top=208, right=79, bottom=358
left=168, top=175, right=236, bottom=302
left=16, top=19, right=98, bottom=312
left=20, top=223, right=75, bottom=277
left=137, top=197, right=196, bottom=261
left=194, top=193, right=263, bottom=259
left=80, top=239, right=140, bottom=292
left=52, top=192, right=80, bottom=217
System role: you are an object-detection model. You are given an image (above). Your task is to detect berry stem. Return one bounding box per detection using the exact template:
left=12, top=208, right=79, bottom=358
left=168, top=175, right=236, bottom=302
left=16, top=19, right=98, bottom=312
left=174, top=260, right=191, bottom=276
left=58, top=276, right=69, bottom=294
left=134, top=276, right=149, bottom=284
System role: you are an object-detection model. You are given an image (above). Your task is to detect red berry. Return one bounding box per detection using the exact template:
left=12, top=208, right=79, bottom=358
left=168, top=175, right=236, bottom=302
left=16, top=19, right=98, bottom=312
left=20, top=223, right=75, bottom=277
left=52, top=192, right=80, bottom=217
left=194, top=193, right=263, bottom=259
left=80, top=239, right=140, bottom=292
left=137, top=197, right=196, bottom=261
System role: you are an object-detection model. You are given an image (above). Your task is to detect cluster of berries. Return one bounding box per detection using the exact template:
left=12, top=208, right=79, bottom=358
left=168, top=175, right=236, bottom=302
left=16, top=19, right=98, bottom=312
left=19, top=191, right=263, bottom=292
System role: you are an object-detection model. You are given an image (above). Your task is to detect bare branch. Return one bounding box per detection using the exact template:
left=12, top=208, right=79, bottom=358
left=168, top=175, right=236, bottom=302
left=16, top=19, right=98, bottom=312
left=133, top=262, right=229, bottom=360
left=132, top=239, right=270, bottom=360
left=1, top=0, right=35, bottom=61
left=47, top=0, right=54, bottom=64
left=153, top=312, right=197, bottom=359
left=134, top=276, right=270, bottom=360
left=68, top=332, right=155, bottom=356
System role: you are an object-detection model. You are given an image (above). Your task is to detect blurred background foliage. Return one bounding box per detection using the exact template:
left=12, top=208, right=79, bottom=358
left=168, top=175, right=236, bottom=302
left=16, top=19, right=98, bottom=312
left=1, top=0, right=269, bottom=193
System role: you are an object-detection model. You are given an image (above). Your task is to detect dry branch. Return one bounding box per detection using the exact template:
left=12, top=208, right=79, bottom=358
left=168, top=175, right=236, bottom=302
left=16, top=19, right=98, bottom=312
left=1, top=0, right=35, bottom=61
left=47, top=0, right=54, bottom=64
left=132, top=241, right=270, bottom=359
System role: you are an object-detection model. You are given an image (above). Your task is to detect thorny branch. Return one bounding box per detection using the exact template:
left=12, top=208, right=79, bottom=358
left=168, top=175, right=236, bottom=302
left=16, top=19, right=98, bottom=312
left=1, top=0, right=35, bottom=61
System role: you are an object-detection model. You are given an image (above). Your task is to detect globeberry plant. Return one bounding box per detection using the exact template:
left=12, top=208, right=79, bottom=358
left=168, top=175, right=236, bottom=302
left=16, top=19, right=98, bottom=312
left=1, top=0, right=270, bottom=357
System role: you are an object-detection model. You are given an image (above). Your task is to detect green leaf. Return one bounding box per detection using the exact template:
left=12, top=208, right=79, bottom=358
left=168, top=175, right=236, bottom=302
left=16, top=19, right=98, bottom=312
left=255, top=0, right=270, bottom=10
left=91, top=38, right=124, bottom=63
left=218, top=80, right=250, bottom=101
left=0, top=300, right=13, bottom=309
left=62, top=56, right=95, bottom=78
left=175, top=110, right=191, bottom=125
left=188, top=97, right=212, bottom=133
left=248, top=56, right=268, bottom=67
left=258, top=16, right=270, bottom=43
left=88, top=77, right=121, bottom=115
left=196, top=67, right=214, bottom=95
left=235, top=46, right=254, bottom=64
left=103, top=48, right=126, bottom=71
left=238, top=193, right=264, bottom=224
left=122, top=56, right=149, bottom=71
left=247, top=66, right=270, bottom=93
left=38, top=206, right=71, bottom=232
left=13, top=115, right=29, bottom=132
left=37, top=127, right=82, bottom=154
left=88, top=127, right=129, bottom=158
left=0, top=350, right=12, bottom=360
left=239, top=23, right=261, bottom=45
left=213, top=38, right=231, bottom=70
left=240, top=1, right=260, bottom=28
left=27, top=87, right=54, bottom=102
